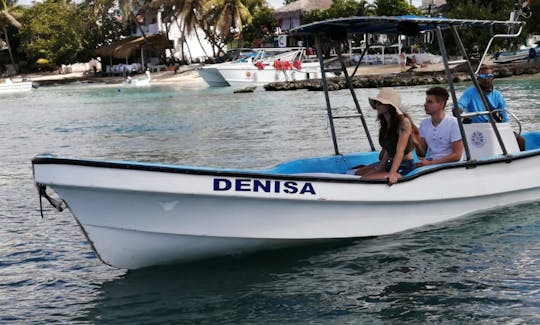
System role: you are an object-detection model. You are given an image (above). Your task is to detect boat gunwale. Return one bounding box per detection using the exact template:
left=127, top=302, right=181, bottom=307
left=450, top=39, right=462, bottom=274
left=32, top=148, right=540, bottom=185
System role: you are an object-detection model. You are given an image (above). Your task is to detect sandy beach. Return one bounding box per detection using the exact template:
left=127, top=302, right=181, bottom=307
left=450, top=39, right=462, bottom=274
left=8, top=62, right=449, bottom=86
left=8, top=57, right=537, bottom=88
left=8, top=65, right=205, bottom=86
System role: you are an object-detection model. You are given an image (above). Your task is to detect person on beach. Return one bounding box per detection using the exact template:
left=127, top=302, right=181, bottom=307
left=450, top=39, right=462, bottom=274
left=399, top=50, right=407, bottom=72
left=355, top=88, right=416, bottom=185
left=528, top=47, right=536, bottom=63
left=416, top=86, right=463, bottom=166
left=458, top=64, right=508, bottom=123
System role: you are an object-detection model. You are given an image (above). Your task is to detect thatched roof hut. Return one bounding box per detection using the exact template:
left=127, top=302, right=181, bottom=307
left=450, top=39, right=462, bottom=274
left=273, top=0, right=333, bottom=20
left=94, top=33, right=169, bottom=60
left=273, top=0, right=332, bottom=31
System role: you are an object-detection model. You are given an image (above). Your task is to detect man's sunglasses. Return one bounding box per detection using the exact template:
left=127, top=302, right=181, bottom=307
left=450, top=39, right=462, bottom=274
left=478, top=73, right=494, bottom=80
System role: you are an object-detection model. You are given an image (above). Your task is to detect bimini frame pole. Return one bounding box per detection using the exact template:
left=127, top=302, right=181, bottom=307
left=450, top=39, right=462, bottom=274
left=450, top=25, right=508, bottom=157
left=435, top=26, right=471, bottom=161
left=335, top=46, right=376, bottom=152
left=315, top=35, right=340, bottom=155
left=315, top=35, right=376, bottom=155
left=476, top=25, right=523, bottom=74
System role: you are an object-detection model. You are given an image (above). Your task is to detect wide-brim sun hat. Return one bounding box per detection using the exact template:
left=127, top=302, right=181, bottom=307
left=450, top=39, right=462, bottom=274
left=369, top=88, right=404, bottom=115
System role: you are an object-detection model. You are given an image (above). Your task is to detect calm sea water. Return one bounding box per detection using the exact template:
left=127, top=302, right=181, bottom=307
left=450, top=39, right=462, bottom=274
left=1, top=75, right=539, bottom=323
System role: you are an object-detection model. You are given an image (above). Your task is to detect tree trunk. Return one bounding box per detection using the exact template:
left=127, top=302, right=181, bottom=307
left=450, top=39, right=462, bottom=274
left=193, top=26, right=210, bottom=60
left=3, top=26, right=17, bottom=74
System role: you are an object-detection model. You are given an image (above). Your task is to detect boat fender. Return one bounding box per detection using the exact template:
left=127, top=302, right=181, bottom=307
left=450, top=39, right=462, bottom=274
left=37, top=184, right=66, bottom=218
left=254, top=60, right=265, bottom=70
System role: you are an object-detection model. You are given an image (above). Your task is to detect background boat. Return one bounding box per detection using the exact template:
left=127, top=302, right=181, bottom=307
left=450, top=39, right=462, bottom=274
left=199, top=47, right=332, bottom=87
left=0, top=79, right=33, bottom=93
left=493, top=45, right=540, bottom=63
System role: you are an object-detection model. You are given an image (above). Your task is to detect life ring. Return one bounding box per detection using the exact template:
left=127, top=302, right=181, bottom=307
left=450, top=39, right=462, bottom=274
left=293, top=60, right=302, bottom=70
left=273, top=60, right=283, bottom=70
left=282, top=61, right=292, bottom=70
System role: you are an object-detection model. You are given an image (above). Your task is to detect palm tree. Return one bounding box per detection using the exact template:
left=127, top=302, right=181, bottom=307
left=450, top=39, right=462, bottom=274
left=203, top=0, right=252, bottom=39
left=0, top=0, right=22, bottom=74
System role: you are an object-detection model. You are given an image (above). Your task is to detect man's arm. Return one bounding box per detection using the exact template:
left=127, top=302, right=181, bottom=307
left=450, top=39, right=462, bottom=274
left=418, top=140, right=464, bottom=166
left=415, top=137, right=428, bottom=158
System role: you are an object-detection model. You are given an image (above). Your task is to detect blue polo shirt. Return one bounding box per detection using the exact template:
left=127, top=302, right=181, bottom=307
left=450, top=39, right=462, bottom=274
left=458, top=87, right=509, bottom=123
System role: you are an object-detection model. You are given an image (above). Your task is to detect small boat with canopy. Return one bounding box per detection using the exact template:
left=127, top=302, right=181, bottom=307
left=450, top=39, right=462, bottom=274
left=32, top=3, right=540, bottom=269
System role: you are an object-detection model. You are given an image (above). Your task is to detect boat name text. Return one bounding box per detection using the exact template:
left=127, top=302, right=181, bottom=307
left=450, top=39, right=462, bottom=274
left=213, top=178, right=316, bottom=195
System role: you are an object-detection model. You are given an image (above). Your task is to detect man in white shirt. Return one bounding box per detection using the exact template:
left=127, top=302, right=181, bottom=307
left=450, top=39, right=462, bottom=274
left=416, top=86, right=464, bottom=166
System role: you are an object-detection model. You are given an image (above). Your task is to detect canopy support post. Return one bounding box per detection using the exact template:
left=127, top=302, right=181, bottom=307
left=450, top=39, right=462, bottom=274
left=335, top=46, right=375, bottom=151
left=449, top=26, right=508, bottom=157
left=315, top=35, right=340, bottom=155
left=435, top=26, right=472, bottom=161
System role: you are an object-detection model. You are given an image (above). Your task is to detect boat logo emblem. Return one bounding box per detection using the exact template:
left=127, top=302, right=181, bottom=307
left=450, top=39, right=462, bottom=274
left=471, top=130, right=486, bottom=147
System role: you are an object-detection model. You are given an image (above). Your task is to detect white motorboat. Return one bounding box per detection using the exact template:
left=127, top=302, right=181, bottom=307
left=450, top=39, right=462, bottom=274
left=124, top=71, right=151, bottom=87
left=217, top=48, right=331, bottom=87
left=33, top=10, right=540, bottom=269
left=493, top=45, right=539, bottom=63
left=0, top=79, right=33, bottom=93
left=198, top=47, right=332, bottom=87
left=197, top=49, right=259, bottom=87
left=197, top=66, right=230, bottom=87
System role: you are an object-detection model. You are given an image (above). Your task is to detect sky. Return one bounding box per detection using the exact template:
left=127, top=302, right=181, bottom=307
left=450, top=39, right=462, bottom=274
left=267, top=0, right=423, bottom=9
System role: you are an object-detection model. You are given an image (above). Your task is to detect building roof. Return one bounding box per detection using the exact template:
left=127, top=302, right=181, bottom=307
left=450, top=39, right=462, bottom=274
left=94, top=33, right=169, bottom=59
left=273, top=0, right=333, bottom=19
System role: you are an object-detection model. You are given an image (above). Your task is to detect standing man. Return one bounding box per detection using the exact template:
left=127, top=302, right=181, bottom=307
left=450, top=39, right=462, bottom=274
left=416, top=86, right=463, bottom=166
left=458, top=64, right=508, bottom=123
left=528, top=47, right=536, bottom=63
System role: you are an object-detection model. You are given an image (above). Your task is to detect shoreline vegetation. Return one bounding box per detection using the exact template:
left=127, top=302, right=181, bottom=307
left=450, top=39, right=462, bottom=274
left=8, top=60, right=540, bottom=90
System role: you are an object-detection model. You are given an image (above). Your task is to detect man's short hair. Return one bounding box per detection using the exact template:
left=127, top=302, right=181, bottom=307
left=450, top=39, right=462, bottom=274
left=426, top=86, right=449, bottom=103
left=479, top=64, right=492, bottom=72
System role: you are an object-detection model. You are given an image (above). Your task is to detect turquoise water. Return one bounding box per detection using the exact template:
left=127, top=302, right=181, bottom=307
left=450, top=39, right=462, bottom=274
left=1, top=75, right=539, bottom=323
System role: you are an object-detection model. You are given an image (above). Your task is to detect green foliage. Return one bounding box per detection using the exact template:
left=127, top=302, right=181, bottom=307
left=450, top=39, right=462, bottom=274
left=303, top=0, right=368, bottom=24
left=18, top=0, right=123, bottom=66
left=440, top=0, right=528, bottom=54
left=526, top=1, right=539, bottom=34
left=374, top=0, right=420, bottom=16
left=241, top=4, right=277, bottom=47
left=19, top=1, right=81, bottom=65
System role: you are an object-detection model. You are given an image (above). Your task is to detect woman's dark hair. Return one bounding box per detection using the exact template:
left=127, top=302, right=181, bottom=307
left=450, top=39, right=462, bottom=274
left=378, top=105, right=403, bottom=140
left=378, top=107, right=418, bottom=143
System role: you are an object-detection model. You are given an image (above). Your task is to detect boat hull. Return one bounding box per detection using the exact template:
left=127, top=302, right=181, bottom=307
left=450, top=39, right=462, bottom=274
left=33, top=149, right=540, bottom=269
left=216, top=62, right=327, bottom=87
left=0, top=81, right=33, bottom=93
left=493, top=46, right=540, bottom=63
left=197, top=67, right=230, bottom=87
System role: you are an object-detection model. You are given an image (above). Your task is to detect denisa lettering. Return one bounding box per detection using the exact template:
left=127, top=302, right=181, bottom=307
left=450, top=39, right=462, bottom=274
left=213, top=178, right=316, bottom=195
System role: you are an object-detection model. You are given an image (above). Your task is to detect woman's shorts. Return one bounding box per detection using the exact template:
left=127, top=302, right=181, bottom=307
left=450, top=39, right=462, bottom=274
left=384, top=159, right=415, bottom=175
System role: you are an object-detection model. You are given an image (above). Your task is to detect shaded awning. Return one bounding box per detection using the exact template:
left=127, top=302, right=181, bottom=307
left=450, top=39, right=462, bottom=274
left=94, top=33, right=169, bottom=59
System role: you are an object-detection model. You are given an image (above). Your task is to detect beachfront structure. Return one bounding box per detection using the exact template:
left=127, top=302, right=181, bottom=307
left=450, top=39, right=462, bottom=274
left=273, top=0, right=333, bottom=33
left=94, top=8, right=215, bottom=74
left=420, top=0, right=447, bottom=16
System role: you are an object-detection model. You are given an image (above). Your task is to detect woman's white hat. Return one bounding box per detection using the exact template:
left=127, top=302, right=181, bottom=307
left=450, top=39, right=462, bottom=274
left=369, top=88, right=403, bottom=115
